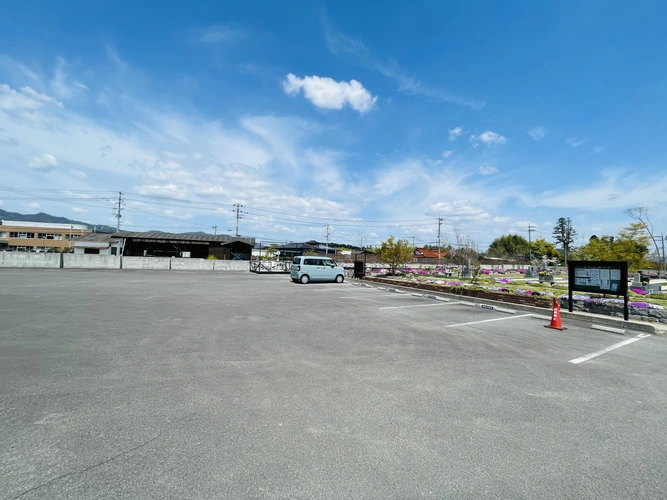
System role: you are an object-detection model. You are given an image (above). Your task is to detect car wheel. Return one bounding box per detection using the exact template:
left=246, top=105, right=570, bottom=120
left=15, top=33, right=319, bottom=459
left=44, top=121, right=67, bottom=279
left=300, top=274, right=310, bottom=284
left=335, top=274, right=344, bottom=283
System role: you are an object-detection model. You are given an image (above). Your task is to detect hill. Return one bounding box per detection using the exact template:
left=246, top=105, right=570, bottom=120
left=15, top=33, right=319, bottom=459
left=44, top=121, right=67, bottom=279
left=0, top=209, right=117, bottom=233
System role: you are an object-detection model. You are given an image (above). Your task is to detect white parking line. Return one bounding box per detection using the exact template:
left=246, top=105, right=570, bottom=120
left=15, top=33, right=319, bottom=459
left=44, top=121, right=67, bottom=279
left=339, top=294, right=404, bottom=299
left=444, top=314, right=533, bottom=328
left=379, top=302, right=461, bottom=310
left=568, top=334, right=651, bottom=364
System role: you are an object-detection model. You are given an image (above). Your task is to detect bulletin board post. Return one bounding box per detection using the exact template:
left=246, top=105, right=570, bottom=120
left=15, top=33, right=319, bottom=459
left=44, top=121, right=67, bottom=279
left=567, top=261, right=629, bottom=321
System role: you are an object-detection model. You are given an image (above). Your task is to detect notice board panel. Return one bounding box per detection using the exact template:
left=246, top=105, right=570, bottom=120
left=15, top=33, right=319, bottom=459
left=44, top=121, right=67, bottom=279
left=567, top=261, right=629, bottom=320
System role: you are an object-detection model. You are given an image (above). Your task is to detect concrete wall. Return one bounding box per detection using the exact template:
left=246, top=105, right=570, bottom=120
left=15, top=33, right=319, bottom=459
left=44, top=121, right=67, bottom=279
left=0, top=252, right=62, bottom=268
left=122, top=257, right=171, bottom=270
left=63, top=254, right=121, bottom=269
left=170, top=258, right=214, bottom=271
left=0, top=253, right=250, bottom=271
left=214, top=260, right=250, bottom=271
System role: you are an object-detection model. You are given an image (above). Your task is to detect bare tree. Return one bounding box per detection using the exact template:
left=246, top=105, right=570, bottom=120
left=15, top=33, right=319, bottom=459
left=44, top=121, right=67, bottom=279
left=454, top=229, right=479, bottom=265
left=625, top=207, right=663, bottom=271
left=357, top=229, right=369, bottom=249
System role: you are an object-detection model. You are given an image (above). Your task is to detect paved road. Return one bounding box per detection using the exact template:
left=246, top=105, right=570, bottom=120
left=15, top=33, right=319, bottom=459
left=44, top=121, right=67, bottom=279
left=1, top=269, right=666, bottom=499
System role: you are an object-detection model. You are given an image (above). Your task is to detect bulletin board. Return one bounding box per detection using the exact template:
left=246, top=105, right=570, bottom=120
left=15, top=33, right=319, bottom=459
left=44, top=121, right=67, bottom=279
left=567, top=261, right=629, bottom=320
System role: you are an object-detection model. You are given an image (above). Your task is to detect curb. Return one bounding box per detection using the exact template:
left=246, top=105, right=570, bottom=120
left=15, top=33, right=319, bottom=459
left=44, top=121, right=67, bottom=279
left=360, top=277, right=661, bottom=335
left=591, top=324, right=627, bottom=335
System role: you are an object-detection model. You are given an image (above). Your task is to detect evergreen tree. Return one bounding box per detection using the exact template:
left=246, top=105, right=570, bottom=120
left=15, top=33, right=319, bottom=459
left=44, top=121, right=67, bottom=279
left=552, top=217, right=577, bottom=264
left=487, top=234, right=529, bottom=260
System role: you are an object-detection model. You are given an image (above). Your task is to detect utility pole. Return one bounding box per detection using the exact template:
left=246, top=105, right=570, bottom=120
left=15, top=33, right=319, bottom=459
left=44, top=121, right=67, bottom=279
left=325, top=224, right=331, bottom=256
left=233, top=203, right=243, bottom=237
left=661, top=233, right=665, bottom=273
left=528, top=224, right=536, bottom=267
left=409, top=235, right=415, bottom=247
left=211, top=225, right=217, bottom=236
left=437, top=217, right=443, bottom=267
left=114, top=192, right=124, bottom=232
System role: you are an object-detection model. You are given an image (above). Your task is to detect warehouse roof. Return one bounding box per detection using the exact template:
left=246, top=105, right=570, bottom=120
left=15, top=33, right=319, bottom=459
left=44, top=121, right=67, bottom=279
left=112, top=231, right=254, bottom=244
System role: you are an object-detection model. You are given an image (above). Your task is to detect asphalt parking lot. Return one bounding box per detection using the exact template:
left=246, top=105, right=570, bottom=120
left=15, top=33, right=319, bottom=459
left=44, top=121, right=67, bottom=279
left=1, top=269, right=666, bottom=499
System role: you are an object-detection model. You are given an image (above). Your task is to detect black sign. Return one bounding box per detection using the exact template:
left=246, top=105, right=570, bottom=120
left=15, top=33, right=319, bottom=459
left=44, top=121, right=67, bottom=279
left=567, top=261, right=629, bottom=320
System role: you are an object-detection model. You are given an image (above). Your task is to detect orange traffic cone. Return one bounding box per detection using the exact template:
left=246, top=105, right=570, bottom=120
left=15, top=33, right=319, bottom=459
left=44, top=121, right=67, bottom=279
left=545, top=298, right=567, bottom=331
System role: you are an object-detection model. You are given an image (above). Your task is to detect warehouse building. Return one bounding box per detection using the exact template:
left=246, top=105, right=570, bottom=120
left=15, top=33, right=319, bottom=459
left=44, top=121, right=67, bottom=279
left=109, top=231, right=254, bottom=259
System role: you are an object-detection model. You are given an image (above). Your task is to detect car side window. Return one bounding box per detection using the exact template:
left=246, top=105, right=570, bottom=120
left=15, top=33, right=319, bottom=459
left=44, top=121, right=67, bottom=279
left=304, top=258, right=316, bottom=266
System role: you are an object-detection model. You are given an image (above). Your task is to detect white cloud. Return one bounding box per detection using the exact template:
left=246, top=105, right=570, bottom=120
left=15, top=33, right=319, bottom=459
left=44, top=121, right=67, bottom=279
left=282, top=73, right=377, bottom=113
left=27, top=202, right=40, bottom=209
left=72, top=207, right=87, bottom=213
left=0, top=84, right=63, bottom=110
left=442, top=150, right=453, bottom=158
left=323, top=23, right=484, bottom=109
left=50, top=57, right=88, bottom=100
left=27, top=153, right=58, bottom=169
left=470, top=131, right=506, bottom=146
left=593, top=146, right=603, bottom=154
left=163, top=209, right=193, bottom=220
left=448, top=127, right=463, bottom=141
left=425, top=200, right=490, bottom=223
left=566, top=137, right=586, bottom=147
left=371, top=160, right=426, bottom=198
left=479, top=165, right=498, bottom=175
left=528, top=126, right=545, bottom=141
left=105, top=45, right=129, bottom=72
left=0, top=54, right=41, bottom=82
left=197, top=25, right=242, bottom=43
left=521, top=169, right=667, bottom=211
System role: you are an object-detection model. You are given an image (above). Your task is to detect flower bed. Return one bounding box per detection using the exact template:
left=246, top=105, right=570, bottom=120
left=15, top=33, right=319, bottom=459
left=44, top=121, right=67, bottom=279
left=360, top=275, right=667, bottom=323
left=559, top=294, right=667, bottom=324
left=362, top=276, right=555, bottom=309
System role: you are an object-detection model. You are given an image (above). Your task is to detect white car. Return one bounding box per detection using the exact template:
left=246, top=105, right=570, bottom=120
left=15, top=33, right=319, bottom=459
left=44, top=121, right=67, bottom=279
left=290, top=256, right=345, bottom=284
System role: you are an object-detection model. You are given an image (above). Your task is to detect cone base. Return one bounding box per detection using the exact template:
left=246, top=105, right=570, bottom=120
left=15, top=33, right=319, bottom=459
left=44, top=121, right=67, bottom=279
left=544, top=325, right=567, bottom=331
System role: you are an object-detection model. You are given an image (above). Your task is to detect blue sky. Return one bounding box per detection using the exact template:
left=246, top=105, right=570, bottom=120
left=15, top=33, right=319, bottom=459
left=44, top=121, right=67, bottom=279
left=1, top=1, right=665, bottom=249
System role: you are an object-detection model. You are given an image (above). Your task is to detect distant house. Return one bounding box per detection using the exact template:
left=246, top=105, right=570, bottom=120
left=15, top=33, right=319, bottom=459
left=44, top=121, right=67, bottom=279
left=72, top=233, right=124, bottom=255
left=276, top=241, right=337, bottom=259
left=414, top=248, right=442, bottom=259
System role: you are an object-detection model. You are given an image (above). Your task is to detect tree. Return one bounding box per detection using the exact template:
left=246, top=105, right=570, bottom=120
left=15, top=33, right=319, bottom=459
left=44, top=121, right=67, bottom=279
left=552, top=217, right=577, bottom=265
left=531, top=238, right=561, bottom=262
left=261, top=243, right=278, bottom=260
left=625, top=207, right=663, bottom=271
left=453, top=230, right=480, bottom=265
left=357, top=229, right=369, bottom=250
left=572, top=224, right=652, bottom=271
left=376, top=236, right=415, bottom=274
left=487, top=234, right=529, bottom=260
